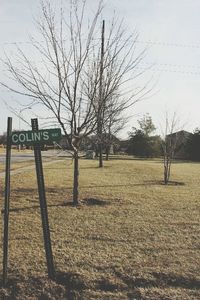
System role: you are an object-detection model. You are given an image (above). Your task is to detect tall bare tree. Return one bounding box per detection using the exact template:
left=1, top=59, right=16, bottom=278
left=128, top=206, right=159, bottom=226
left=1, top=0, right=150, bottom=204
left=2, top=0, right=104, bottom=205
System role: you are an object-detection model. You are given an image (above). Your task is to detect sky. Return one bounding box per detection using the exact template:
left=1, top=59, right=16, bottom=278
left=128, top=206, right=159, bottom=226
left=0, top=0, right=200, bottom=138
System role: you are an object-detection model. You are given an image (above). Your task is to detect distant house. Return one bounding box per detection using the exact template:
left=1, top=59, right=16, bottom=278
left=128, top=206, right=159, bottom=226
left=119, top=139, right=129, bottom=153
left=59, top=135, right=70, bottom=149
left=167, top=130, right=193, bottom=159
left=0, top=134, right=6, bottom=148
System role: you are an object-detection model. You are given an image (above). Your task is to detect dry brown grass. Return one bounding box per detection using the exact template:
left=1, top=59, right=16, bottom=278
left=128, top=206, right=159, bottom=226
left=0, top=158, right=200, bottom=299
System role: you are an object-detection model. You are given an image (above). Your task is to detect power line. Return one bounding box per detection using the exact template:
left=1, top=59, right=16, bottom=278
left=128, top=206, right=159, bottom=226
left=141, top=62, right=200, bottom=69
left=1, top=61, right=199, bottom=70
left=136, top=40, right=200, bottom=49
left=1, top=39, right=200, bottom=49
left=1, top=67, right=200, bottom=77
left=136, top=66, right=200, bottom=76
left=6, top=65, right=200, bottom=76
left=1, top=63, right=200, bottom=70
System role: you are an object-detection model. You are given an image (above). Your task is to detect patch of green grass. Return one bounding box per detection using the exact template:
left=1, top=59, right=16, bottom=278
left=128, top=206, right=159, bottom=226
left=0, top=158, right=200, bottom=299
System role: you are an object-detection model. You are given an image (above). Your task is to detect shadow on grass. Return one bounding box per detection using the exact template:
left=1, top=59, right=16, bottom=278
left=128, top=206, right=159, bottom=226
left=113, top=270, right=200, bottom=291
left=0, top=271, right=89, bottom=300
left=8, top=178, right=186, bottom=198
left=0, top=269, right=200, bottom=299
left=108, top=156, right=162, bottom=162
left=2, top=178, right=185, bottom=214
left=80, top=180, right=185, bottom=188
left=11, top=187, right=71, bottom=195
left=144, top=180, right=185, bottom=186
left=2, top=196, right=109, bottom=213
left=3, top=203, right=67, bottom=213
left=82, top=198, right=110, bottom=206
left=56, top=271, right=89, bottom=290
left=81, top=165, right=112, bottom=169
left=6, top=187, right=71, bottom=201
left=152, top=272, right=200, bottom=289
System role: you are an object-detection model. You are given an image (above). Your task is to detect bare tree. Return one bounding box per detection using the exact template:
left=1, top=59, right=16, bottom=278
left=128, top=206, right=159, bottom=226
left=1, top=0, right=151, bottom=204
left=2, top=0, right=104, bottom=205
left=161, top=112, right=181, bottom=184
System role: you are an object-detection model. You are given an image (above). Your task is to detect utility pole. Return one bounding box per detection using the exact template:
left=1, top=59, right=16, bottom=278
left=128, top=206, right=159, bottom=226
left=98, top=20, right=105, bottom=168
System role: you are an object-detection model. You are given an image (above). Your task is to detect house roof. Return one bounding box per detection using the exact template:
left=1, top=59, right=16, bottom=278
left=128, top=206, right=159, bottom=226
left=167, top=130, right=193, bottom=138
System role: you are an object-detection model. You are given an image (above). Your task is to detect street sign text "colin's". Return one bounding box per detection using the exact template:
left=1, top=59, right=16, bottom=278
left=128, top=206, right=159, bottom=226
left=11, top=128, right=62, bottom=145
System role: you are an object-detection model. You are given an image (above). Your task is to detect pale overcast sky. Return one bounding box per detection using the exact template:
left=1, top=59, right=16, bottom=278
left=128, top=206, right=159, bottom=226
left=0, top=0, right=200, bottom=137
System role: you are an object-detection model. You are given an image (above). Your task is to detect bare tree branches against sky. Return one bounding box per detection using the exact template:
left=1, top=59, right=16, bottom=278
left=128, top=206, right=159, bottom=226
left=1, top=0, right=200, bottom=136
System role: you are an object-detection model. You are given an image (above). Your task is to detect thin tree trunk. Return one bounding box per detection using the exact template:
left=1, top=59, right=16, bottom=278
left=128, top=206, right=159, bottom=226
left=73, top=150, right=79, bottom=205
left=95, top=147, right=99, bottom=158
left=106, top=146, right=109, bottom=161
left=164, top=164, right=168, bottom=184
left=164, top=157, right=171, bottom=185
left=99, top=142, right=103, bottom=167
left=167, top=160, right=171, bottom=183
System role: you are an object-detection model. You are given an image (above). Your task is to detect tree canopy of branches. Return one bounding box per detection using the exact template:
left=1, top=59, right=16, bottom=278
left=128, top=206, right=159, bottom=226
left=2, top=0, right=150, bottom=205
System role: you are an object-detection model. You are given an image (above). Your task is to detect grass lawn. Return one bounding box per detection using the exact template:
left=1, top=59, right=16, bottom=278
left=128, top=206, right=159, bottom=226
left=0, top=158, right=200, bottom=299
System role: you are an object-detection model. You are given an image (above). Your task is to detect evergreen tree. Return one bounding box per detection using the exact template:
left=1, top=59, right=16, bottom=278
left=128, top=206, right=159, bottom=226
left=128, top=114, right=161, bottom=157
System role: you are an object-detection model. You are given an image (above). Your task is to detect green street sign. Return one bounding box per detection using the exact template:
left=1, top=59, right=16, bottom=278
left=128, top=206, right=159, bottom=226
left=11, top=128, right=62, bottom=145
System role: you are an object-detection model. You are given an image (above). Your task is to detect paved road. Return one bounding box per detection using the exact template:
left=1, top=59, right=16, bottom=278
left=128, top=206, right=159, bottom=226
left=0, top=153, right=34, bottom=163
left=0, top=150, right=73, bottom=163
left=0, top=150, right=74, bottom=178
left=0, top=158, right=66, bottom=178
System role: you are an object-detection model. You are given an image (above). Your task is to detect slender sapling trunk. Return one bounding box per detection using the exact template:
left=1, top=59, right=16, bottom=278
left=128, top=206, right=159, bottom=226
left=73, top=150, right=79, bottom=205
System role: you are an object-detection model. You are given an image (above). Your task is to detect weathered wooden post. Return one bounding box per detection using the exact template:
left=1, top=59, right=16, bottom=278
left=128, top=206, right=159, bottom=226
left=31, top=118, right=55, bottom=280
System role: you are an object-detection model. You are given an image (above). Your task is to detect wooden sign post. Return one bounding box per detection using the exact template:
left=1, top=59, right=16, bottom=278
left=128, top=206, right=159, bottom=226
left=2, top=117, right=61, bottom=284
left=31, top=118, right=55, bottom=280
